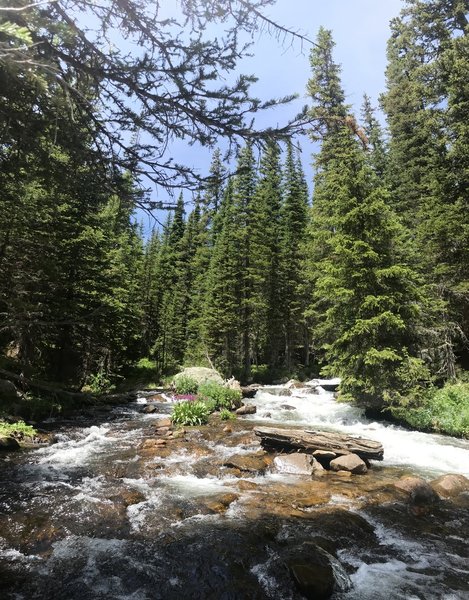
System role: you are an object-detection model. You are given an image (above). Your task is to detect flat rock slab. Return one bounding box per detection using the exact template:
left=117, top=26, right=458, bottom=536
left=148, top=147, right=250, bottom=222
left=254, top=427, right=383, bottom=461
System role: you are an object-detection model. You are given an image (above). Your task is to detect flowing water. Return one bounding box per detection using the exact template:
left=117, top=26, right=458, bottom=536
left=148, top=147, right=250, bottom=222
left=1, top=383, right=468, bottom=599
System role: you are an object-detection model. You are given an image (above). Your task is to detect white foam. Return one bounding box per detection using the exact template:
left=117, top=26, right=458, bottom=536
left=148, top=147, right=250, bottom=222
left=247, top=388, right=469, bottom=477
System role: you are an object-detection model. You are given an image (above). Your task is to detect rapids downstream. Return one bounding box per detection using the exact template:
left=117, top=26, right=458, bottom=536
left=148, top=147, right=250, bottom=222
left=1, top=383, right=468, bottom=599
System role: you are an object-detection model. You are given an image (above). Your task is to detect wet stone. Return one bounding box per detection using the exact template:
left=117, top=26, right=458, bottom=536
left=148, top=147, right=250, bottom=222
left=430, top=474, right=469, bottom=498
left=223, top=452, right=268, bottom=473
left=235, top=404, right=257, bottom=415
left=287, top=542, right=352, bottom=600
left=273, top=453, right=315, bottom=475
left=329, top=453, right=367, bottom=474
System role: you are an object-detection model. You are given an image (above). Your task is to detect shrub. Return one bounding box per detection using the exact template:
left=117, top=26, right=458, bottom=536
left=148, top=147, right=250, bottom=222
left=219, top=408, right=236, bottom=421
left=173, top=375, right=199, bottom=395
left=171, top=401, right=209, bottom=426
left=392, top=382, right=469, bottom=438
left=82, top=370, right=114, bottom=394
left=197, top=381, right=242, bottom=410
left=0, top=420, right=37, bottom=440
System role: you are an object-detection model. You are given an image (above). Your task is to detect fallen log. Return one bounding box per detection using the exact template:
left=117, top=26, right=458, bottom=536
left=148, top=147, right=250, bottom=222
left=254, top=426, right=384, bottom=461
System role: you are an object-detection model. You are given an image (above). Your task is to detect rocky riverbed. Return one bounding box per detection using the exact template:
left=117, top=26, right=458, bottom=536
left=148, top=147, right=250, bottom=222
left=1, top=382, right=469, bottom=599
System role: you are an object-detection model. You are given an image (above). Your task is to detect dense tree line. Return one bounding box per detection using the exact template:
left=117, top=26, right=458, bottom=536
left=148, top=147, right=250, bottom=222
left=1, top=0, right=468, bottom=415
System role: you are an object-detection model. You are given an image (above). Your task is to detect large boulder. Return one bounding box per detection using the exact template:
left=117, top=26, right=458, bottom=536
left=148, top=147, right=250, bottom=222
left=430, top=474, right=469, bottom=499
left=173, top=367, right=224, bottom=387
left=329, top=453, right=367, bottom=474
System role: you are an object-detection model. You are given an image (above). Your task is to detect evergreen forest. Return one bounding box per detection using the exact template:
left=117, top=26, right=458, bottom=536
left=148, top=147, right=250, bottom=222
left=1, top=0, right=468, bottom=436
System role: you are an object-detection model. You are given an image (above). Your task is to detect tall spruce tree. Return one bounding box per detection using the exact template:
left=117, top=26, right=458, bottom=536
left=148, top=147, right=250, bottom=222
left=280, top=141, right=309, bottom=370
left=305, top=28, right=429, bottom=408
left=381, top=0, right=469, bottom=377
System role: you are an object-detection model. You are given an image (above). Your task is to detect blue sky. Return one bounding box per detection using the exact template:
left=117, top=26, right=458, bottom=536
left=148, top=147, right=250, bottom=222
left=140, top=0, right=405, bottom=231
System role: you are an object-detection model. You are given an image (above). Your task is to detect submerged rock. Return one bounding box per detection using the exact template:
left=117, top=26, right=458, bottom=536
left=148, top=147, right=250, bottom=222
left=329, top=453, right=367, bottom=474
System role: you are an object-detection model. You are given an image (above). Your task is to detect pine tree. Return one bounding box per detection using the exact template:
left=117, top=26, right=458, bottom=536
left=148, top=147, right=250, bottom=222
left=305, top=28, right=429, bottom=408
left=280, top=141, right=309, bottom=369
left=203, top=180, right=243, bottom=375
left=251, top=141, right=284, bottom=367
left=381, top=0, right=469, bottom=377
left=361, top=94, right=388, bottom=178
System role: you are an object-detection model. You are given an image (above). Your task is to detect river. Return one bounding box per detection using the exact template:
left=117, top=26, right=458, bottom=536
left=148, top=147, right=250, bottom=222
left=1, top=382, right=468, bottom=599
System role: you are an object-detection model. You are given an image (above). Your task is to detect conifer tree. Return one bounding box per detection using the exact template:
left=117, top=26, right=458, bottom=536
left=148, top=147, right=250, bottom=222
left=361, top=94, right=388, bottom=178
left=203, top=180, right=242, bottom=375
left=280, top=141, right=309, bottom=369
left=381, top=0, right=469, bottom=377
left=305, top=28, right=429, bottom=408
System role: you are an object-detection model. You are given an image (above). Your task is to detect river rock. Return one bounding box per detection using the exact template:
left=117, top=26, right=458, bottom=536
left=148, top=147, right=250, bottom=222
left=0, top=436, right=20, bottom=451
left=287, top=542, right=352, bottom=599
left=241, top=384, right=261, bottom=398
left=155, top=417, right=172, bottom=428
left=274, top=453, right=314, bottom=475
left=430, top=474, right=469, bottom=498
left=329, top=453, right=367, bottom=474
left=235, top=404, right=257, bottom=415
left=143, top=404, right=157, bottom=413
left=280, top=404, right=296, bottom=411
left=223, top=452, right=267, bottom=474
left=394, top=476, right=440, bottom=514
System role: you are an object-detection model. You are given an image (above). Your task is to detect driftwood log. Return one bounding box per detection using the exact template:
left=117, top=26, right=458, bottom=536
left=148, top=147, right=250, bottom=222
left=254, top=426, right=384, bottom=461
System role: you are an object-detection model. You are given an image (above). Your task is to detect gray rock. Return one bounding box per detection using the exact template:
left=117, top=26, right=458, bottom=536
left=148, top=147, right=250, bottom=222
left=240, top=384, right=261, bottom=398
left=173, top=367, right=223, bottom=386
left=329, top=453, right=367, bottom=474
left=143, top=404, right=157, bottom=413
left=274, top=453, right=315, bottom=475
